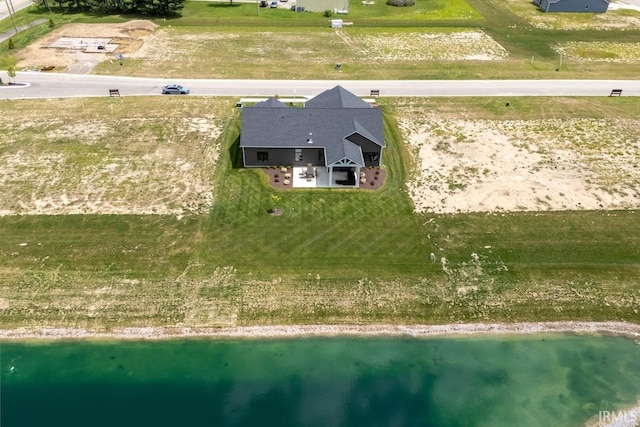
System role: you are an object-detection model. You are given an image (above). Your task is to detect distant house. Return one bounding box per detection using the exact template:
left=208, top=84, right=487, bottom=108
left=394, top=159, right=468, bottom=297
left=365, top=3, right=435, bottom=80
left=535, top=0, right=610, bottom=13
left=240, top=86, right=385, bottom=188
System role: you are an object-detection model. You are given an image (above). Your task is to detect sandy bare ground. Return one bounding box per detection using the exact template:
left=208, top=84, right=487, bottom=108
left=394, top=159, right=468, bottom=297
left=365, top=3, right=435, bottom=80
left=15, top=20, right=157, bottom=72
left=399, top=115, right=640, bottom=214
left=554, top=41, right=640, bottom=63
left=341, top=30, right=509, bottom=61
left=0, top=116, right=221, bottom=217
left=1, top=321, right=639, bottom=339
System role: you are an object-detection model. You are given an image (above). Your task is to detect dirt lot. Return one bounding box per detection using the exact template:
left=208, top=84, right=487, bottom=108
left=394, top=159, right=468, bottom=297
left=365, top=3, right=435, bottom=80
left=14, top=20, right=640, bottom=77
left=14, top=22, right=512, bottom=74
left=399, top=113, right=640, bottom=213
left=15, top=20, right=157, bottom=73
left=0, top=98, right=225, bottom=217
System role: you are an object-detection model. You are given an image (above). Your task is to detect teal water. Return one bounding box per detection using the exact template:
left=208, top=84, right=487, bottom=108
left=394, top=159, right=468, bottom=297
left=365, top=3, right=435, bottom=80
left=2, top=334, right=640, bottom=427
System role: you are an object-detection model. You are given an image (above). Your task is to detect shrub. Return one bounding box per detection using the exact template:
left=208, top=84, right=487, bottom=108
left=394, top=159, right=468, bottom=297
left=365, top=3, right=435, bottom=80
left=324, top=9, right=332, bottom=17
left=8, top=38, right=15, bottom=49
left=49, top=18, right=55, bottom=28
left=387, top=0, right=414, bottom=6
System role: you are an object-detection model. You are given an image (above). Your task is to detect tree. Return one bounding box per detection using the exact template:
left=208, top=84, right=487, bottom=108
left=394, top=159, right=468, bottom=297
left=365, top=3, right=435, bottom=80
left=132, top=0, right=184, bottom=16
left=32, top=0, right=52, bottom=12
left=87, top=0, right=118, bottom=15
left=7, top=65, right=16, bottom=83
left=270, top=194, right=282, bottom=215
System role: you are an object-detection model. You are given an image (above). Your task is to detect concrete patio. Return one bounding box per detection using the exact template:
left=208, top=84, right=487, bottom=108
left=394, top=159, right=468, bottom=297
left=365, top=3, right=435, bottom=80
left=291, top=167, right=358, bottom=188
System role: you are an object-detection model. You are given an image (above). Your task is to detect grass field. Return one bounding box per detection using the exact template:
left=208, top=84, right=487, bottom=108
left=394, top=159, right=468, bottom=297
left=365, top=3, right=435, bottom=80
left=1, top=0, right=639, bottom=329
left=2, top=0, right=640, bottom=77
left=0, top=96, right=638, bottom=329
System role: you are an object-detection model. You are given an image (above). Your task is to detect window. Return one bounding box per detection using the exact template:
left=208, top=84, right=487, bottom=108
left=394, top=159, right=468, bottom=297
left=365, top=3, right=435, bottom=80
left=295, top=149, right=303, bottom=162
left=257, top=151, right=269, bottom=163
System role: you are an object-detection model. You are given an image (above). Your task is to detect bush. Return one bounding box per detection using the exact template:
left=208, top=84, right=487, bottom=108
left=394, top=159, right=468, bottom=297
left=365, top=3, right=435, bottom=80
left=324, top=9, right=332, bottom=17
left=387, top=0, right=414, bottom=6
left=8, top=38, right=15, bottom=49
left=49, top=18, right=55, bottom=28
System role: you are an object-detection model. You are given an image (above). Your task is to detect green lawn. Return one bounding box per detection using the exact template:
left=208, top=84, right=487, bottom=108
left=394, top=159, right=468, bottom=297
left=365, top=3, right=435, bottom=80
left=0, top=97, right=638, bottom=328
left=1, top=0, right=639, bottom=328
left=177, top=0, right=481, bottom=24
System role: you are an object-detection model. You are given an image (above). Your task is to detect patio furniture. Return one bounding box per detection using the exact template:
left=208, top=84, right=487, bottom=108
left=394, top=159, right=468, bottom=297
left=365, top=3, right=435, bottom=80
left=304, top=164, right=316, bottom=179
left=336, top=171, right=356, bottom=186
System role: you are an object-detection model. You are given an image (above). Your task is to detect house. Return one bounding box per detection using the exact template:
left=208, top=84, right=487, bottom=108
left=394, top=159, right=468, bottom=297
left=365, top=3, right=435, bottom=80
left=535, top=0, right=610, bottom=13
left=240, top=86, right=385, bottom=188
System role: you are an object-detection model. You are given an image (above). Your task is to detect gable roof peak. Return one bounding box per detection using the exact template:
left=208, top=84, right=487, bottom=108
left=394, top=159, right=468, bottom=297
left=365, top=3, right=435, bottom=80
left=306, top=86, right=370, bottom=109
left=254, top=97, right=289, bottom=108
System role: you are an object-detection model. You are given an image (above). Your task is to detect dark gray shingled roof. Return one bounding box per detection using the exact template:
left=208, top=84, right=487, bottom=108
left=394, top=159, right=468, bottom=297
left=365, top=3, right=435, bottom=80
left=305, top=86, right=371, bottom=109
left=327, top=138, right=365, bottom=166
left=254, top=98, right=289, bottom=108
left=240, top=86, right=384, bottom=166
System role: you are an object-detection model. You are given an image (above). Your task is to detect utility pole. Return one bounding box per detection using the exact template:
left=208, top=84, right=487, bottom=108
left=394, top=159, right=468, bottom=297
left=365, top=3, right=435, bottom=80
left=3, top=0, right=18, bottom=33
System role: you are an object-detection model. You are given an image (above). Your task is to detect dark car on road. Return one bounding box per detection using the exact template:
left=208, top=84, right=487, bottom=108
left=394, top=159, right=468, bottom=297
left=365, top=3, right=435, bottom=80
left=162, top=84, right=190, bottom=95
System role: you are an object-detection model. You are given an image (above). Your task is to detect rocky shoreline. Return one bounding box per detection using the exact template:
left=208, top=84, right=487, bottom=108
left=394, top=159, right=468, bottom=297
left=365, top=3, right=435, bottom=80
left=1, top=321, right=639, bottom=340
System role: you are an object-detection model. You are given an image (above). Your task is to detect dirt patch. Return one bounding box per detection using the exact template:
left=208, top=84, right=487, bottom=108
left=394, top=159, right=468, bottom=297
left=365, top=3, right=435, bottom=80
left=351, top=30, right=510, bottom=61
left=15, top=20, right=157, bottom=72
left=400, top=116, right=640, bottom=213
left=554, top=41, right=640, bottom=63
left=0, top=114, right=222, bottom=217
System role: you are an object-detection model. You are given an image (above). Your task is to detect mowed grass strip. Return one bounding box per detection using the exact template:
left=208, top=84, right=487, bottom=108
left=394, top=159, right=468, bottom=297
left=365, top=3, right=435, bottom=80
left=176, top=0, right=481, bottom=25
left=0, top=97, right=639, bottom=328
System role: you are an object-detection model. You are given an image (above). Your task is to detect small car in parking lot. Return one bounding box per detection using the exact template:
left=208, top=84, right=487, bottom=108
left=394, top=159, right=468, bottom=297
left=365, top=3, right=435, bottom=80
left=162, top=84, right=190, bottom=95
left=270, top=1, right=277, bottom=7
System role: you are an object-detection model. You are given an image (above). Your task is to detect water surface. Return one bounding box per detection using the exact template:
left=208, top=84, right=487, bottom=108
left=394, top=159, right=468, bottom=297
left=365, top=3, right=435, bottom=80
left=2, top=334, right=640, bottom=427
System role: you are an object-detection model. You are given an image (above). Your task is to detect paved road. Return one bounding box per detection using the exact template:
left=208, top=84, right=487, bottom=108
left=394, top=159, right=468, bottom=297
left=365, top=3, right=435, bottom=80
left=1, top=72, right=639, bottom=99
left=0, top=0, right=35, bottom=23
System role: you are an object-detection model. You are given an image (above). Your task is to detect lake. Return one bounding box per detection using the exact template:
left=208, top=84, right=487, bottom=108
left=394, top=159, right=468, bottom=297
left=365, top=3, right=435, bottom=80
left=2, top=334, right=640, bottom=427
